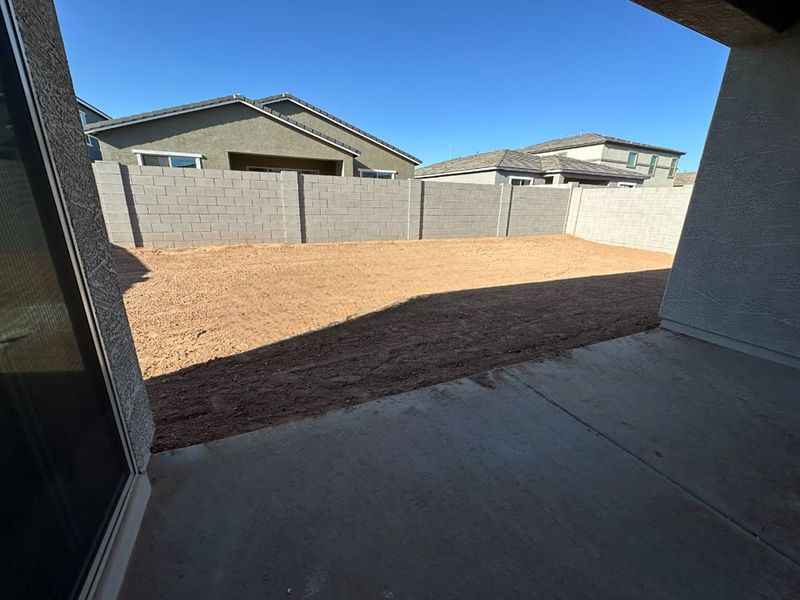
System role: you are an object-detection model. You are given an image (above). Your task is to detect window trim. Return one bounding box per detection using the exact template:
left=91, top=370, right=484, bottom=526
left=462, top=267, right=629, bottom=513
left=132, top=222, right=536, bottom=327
left=648, top=155, right=658, bottom=176
left=132, top=149, right=203, bottom=169
left=79, top=109, right=93, bottom=147
left=508, top=176, right=534, bottom=186
left=358, top=168, right=396, bottom=179
left=626, top=151, right=638, bottom=169
left=668, top=157, right=679, bottom=179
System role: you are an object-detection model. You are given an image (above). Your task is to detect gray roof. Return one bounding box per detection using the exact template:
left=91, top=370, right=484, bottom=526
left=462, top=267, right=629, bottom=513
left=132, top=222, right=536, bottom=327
left=520, top=133, right=685, bottom=156
left=259, top=93, right=421, bottom=165
left=415, top=149, right=648, bottom=181
left=83, top=94, right=361, bottom=156
left=76, top=97, right=111, bottom=120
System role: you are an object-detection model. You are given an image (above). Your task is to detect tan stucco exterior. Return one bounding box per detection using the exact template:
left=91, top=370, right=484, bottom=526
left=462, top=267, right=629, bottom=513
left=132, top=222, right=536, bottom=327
left=266, top=99, right=417, bottom=179
left=93, top=103, right=355, bottom=172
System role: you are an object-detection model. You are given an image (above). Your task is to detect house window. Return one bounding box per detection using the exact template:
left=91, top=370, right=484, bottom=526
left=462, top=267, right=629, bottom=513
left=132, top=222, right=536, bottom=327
left=509, top=176, right=533, bottom=186
left=78, top=110, right=92, bottom=147
left=668, top=157, right=679, bottom=178
left=359, top=169, right=396, bottom=179
left=618, top=182, right=637, bottom=188
left=648, top=155, right=658, bottom=176
left=133, top=149, right=202, bottom=168
left=626, top=151, right=638, bottom=168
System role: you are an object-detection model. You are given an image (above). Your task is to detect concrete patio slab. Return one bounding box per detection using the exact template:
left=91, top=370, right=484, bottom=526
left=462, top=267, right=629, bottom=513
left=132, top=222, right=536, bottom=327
left=121, top=330, right=800, bottom=599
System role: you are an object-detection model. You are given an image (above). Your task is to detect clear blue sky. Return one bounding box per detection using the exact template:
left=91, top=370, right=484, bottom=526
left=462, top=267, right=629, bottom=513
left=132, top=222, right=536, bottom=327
left=55, top=0, right=728, bottom=171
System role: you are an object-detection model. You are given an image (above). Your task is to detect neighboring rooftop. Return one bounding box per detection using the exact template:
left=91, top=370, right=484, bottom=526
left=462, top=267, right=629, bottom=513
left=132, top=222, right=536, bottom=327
left=82, top=94, right=362, bottom=156
left=520, top=133, right=685, bottom=156
left=415, top=148, right=648, bottom=181
left=259, top=93, right=421, bottom=165
left=76, top=96, right=111, bottom=120
left=674, top=172, right=697, bottom=186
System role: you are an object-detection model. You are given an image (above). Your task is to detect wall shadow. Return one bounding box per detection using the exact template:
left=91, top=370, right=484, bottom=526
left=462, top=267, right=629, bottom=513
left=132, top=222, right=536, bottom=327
left=119, top=164, right=143, bottom=247
left=110, top=245, right=149, bottom=293
left=145, top=269, right=670, bottom=452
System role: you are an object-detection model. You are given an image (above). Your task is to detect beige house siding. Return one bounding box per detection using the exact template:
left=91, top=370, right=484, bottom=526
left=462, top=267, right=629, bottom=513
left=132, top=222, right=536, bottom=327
left=533, top=144, right=605, bottom=162
left=266, top=99, right=416, bottom=179
left=600, top=144, right=679, bottom=187
left=94, top=103, right=354, bottom=172
left=416, top=171, right=500, bottom=184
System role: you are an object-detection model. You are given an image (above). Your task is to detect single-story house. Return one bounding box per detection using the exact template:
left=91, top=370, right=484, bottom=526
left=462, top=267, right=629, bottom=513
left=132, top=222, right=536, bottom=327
left=520, top=133, right=685, bottom=187
left=83, top=93, right=421, bottom=179
left=415, top=149, right=649, bottom=187
left=77, top=96, right=110, bottom=161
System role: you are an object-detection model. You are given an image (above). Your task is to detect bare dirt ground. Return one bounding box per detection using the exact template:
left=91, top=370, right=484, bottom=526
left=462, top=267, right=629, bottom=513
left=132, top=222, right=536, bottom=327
left=113, top=235, right=673, bottom=451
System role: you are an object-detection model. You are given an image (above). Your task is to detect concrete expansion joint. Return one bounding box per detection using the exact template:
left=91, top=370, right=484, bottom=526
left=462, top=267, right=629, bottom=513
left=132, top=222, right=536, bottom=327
left=502, top=367, right=800, bottom=570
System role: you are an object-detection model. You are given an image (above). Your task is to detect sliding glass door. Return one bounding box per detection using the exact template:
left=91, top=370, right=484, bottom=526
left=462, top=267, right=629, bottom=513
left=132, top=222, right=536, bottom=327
left=0, top=6, right=132, bottom=598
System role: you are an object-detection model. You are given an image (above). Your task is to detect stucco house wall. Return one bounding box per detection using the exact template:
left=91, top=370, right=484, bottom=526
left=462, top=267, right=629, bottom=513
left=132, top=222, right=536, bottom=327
left=531, top=144, right=605, bottom=162
left=415, top=171, right=500, bottom=184
left=661, top=26, right=800, bottom=363
left=601, top=144, right=679, bottom=187
left=95, top=103, right=355, bottom=173
left=266, top=99, right=417, bottom=179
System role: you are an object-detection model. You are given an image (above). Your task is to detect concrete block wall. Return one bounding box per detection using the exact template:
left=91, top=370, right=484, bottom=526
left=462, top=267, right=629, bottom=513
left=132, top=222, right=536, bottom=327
left=93, top=162, right=692, bottom=253
left=419, top=181, right=508, bottom=239
left=301, top=174, right=411, bottom=242
left=92, top=162, right=293, bottom=248
left=508, top=186, right=572, bottom=237
left=568, top=185, right=693, bottom=253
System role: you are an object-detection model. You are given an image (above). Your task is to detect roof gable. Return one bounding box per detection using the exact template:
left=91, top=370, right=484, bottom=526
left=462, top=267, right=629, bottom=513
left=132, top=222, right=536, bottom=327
left=83, top=95, right=361, bottom=156
left=259, top=93, right=421, bottom=165
left=521, top=133, right=685, bottom=156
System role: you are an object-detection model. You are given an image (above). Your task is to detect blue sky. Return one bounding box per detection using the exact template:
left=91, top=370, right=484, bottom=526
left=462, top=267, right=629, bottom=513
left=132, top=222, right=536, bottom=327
left=55, top=0, right=728, bottom=171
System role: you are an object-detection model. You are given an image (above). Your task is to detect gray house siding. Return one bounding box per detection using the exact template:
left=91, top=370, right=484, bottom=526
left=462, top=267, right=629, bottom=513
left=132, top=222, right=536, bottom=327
left=267, top=99, right=416, bottom=179
left=94, top=103, right=355, bottom=172
left=79, top=102, right=106, bottom=161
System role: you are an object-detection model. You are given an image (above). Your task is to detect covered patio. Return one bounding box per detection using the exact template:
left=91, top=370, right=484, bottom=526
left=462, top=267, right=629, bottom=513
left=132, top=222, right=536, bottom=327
left=121, top=330, right=800, bottom=598
left=228, top=151, right=344, bottom=175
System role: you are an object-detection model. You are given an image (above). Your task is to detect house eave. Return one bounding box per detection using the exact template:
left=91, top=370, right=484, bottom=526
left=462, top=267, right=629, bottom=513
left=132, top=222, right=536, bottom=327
left=84, top=98, right=361, bottom=157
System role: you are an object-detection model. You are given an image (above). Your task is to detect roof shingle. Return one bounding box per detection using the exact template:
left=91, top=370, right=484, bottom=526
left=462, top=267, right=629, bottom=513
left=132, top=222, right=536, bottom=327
left=415, top=149, right=648, bottom=181
left=520, top=133, right=684, bottom=156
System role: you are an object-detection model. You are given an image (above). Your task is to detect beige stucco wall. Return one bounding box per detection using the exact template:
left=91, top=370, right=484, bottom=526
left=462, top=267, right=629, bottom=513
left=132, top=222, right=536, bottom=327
left=534, top=144, right=605, bottom=162
left=415, top=170, right=501, bottom=184
left=601, top=145, right=680, bottom=187
left=94, top=103, right=354, bottom=172
left=267, top=99, right=417, bottom=179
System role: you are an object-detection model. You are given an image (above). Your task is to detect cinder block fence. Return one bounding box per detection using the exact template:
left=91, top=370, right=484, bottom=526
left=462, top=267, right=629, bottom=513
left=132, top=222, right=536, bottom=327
left=93, top=161, right=692, bottom=253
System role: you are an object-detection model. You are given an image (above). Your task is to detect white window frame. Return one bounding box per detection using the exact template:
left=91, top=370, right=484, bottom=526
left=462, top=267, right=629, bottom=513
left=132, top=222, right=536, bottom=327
left=626, top=151, right=638, bottom=169
left=508, top=176, right=534, bottom=186
left=133, top=149, right=203, bottom=169
left=79, top=109, right=93, bottom=147
left=358, top=168, right=396, bottom=179
left=618, top=181, right=637, bottom=188
left=648, top=155, right=658, bottom=176
left=668, top=157, right=679, bottom=179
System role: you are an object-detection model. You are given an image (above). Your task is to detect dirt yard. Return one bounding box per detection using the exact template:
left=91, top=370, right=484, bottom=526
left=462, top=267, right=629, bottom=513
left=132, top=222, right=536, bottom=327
left=114, top=235, right=673, bottom=451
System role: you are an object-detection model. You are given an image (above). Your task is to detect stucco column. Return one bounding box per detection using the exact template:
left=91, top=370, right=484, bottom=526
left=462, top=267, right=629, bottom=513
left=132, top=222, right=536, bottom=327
left=660, top=27, right=800, bottom=367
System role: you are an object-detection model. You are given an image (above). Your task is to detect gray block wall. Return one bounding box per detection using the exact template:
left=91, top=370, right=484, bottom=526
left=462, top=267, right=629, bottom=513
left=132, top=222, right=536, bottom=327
left=94, top=163, right=695, bottom=254
left=301, top=175, right=411, bottom=242
left=508, top=186, right=572, bottom=237
left=420, top=181, right=507, bottom=239
left=567, top=185, right=693, bottom=254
